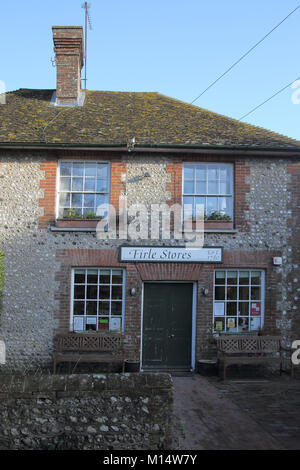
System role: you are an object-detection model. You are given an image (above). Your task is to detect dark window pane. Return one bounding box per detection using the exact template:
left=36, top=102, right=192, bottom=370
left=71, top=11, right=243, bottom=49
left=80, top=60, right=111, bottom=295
left=251, top=287, right=260, bottom=300
left=215, top=271, right=225, bottom=285
left=227, top=286, right=237, bottom=300
left=86, top=301, right=97, bottom=315
left=112, top=285, right=122, bottom=300
left=73, top=301, right=84, bottom=315
left=215, top=286, right=225, bottom=300
left=239, top=271, right=250, bottom=285
left=111, top=302, right=122, bottom=315
left=100, top=270, right=110, bottom=284
left=239, top=302, right=249, bottom=316
left=87, top=269, right=98, bottom=284
left=112, top=270, right=123, bottom=284
left=251, top=271, right=261, bottom=285
left=98, top=302, right=109, bottom=315
left=99, top=285, right=110, bottom=299
left=74, top=285, right=85, bottom=299
left=226, top=302, right=237, bottom=316
left=227, top=271, right=237, bottom=285
left=87, top=285, right=97, bottom=299
left=74, top=270, right=85, bottom=283
left=239, top=286, right=249, bottom=300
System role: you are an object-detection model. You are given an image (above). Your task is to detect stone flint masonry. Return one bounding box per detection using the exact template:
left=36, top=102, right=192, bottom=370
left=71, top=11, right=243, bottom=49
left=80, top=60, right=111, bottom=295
left=0, top=26, right=299, bottom=372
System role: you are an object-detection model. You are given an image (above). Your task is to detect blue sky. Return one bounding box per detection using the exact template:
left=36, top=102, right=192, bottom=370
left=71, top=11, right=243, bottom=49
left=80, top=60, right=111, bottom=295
left=1, top=0, right=300, bottom=140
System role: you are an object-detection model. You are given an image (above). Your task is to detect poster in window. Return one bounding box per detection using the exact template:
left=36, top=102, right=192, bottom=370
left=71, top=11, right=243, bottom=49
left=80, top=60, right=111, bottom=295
left=74, top=316, right=84, bottom=332
left=86, top=317, right=97, bottom=325
left=251, top=302, right=261, bottom=316
left=99, top=318, right=109, bottom=331
left=215, top=320, right=223, bottom=332
left=110, top=317, right=121, bottom=332
left=227, top=317, right=235, bottom=330
left=250, top=317, right=261, bottom=331
left=214, top=302, right=225, bottom=316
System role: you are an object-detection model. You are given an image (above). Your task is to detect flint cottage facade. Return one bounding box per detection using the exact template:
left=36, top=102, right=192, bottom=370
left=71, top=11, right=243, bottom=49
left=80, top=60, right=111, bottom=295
left=0, top=26, right=299, bottom=372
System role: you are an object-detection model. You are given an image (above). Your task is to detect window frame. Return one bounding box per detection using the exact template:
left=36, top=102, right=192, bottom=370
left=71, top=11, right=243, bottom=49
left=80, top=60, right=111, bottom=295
left=70, top=267, right=126, bottom=333
left=213, top=269, right=265, bottom=334
left=56, top=160, right=111, bottom=220
left=182, top=162, right=234, bottom=220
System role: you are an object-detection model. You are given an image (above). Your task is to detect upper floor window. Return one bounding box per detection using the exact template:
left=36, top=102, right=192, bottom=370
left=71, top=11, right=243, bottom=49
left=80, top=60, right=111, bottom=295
left=57, top=161, right=110, bottom=219
left=183, top=163, right=233, bottom=220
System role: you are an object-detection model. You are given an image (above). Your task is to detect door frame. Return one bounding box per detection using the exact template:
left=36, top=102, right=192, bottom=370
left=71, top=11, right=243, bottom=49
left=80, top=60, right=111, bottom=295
left=140, top=281, right=197, bottom=371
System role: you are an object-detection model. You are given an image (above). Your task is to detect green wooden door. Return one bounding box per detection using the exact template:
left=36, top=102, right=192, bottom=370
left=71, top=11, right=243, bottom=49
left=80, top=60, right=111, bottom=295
left=142, top=283, right=193, bottom=369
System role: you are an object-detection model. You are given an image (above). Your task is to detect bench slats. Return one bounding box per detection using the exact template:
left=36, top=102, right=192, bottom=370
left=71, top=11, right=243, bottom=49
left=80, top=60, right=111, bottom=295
left=216, top=335, right=292, bottom=380
left=53, top=333, right=125, bottom=373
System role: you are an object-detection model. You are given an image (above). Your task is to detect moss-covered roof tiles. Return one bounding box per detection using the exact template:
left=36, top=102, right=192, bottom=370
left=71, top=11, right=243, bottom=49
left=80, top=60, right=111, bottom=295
left=0, top=88, right=299, bottom=149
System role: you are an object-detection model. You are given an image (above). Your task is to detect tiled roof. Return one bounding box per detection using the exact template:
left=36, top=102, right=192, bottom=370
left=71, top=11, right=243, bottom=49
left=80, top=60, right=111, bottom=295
left=0, top=88, right=300, bottom=149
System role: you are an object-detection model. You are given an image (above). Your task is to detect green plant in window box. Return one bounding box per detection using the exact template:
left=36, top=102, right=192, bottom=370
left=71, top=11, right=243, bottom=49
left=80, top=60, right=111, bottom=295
left=63, top=208, right=81, bottom=219
left=85, top=210, right=104, bottom=220
left=204, top=211, right=232, bottom=221
left=63, top=208, right=104, bottom=220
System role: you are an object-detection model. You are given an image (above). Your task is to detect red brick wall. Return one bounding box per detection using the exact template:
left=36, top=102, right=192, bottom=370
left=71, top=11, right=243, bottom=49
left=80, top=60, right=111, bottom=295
left=38, top=152, right=126, bottom=229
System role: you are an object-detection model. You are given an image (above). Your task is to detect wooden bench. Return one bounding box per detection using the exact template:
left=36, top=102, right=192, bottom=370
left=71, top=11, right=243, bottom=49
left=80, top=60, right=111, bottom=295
left=216, top=335, right=292, bottom=380
left=53, top=333, right=126, bottom=374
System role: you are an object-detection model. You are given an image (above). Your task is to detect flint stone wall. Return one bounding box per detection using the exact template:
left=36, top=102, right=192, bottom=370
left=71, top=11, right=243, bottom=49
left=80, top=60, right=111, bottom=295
left=0, top=152, right=299, bottom=369
left=0, top=373, right=173, bottom=450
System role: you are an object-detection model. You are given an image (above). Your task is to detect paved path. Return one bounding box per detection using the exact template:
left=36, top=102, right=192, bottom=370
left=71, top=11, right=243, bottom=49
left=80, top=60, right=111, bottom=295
left=171, top=374, right=300, bottom=450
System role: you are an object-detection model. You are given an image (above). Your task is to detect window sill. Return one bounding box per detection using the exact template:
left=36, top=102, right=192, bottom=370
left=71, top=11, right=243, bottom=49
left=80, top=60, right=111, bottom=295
left=185, top=220, right=236, bottom=233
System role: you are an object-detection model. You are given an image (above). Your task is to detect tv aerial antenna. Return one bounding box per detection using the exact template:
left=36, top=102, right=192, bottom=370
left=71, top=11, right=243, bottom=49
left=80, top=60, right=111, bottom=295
left=82, top=2, right=92, bottom=90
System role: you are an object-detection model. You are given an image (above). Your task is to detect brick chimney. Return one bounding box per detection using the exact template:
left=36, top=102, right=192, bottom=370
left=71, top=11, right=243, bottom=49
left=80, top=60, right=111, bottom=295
left=52, top=26, right=84, bottom=106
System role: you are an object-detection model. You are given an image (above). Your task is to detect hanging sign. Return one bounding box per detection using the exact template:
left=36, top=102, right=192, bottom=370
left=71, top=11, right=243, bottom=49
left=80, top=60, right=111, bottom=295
left=120, top=246, right=223, bottom=263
